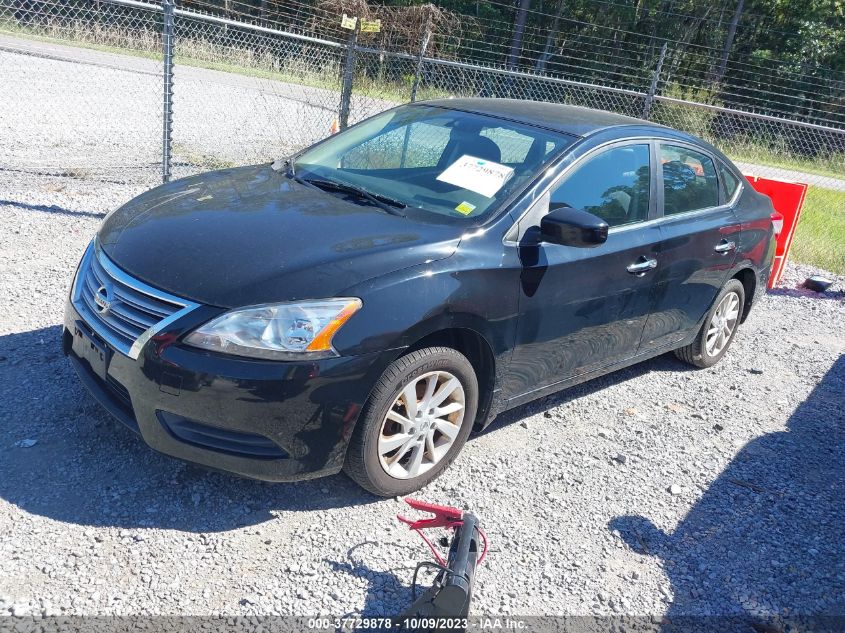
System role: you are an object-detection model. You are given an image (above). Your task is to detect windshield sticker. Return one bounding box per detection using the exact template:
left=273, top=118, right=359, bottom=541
left=455, top=201, right=476, bottom=216
left=436, top=155, right=514, bottom=198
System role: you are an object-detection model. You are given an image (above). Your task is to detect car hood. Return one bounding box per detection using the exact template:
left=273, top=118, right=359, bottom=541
left=98, top=164, right=462, bottom=308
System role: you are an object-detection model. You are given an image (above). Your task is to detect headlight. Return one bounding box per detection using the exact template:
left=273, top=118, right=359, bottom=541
left=184, top=298, right=362, bottom=360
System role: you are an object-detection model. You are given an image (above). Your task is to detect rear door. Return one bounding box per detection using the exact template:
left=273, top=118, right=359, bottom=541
left=639, top=141, right=741, bottom=352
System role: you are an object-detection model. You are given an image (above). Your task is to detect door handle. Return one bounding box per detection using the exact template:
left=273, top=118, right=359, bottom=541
left=714, top=240, right=736, bottom=254
left=626, top=257, right=658, bottom=275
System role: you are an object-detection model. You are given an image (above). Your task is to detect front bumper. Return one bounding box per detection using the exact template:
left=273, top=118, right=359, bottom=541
left=63, top=298, right=392, bottom=482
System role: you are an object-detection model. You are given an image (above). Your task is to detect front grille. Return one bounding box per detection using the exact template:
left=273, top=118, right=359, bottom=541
left=157, top=411, right=289, bottom=460
left=72, top=242, right=199, bottom=358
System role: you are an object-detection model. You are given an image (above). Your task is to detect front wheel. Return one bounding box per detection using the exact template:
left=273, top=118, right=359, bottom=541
left=675, top=279, right=745, bottom=368
left=343, top=347, right=478, bottom=497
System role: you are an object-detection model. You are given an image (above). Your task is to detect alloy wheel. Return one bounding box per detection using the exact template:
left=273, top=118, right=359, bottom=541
left=377, top=371, right=465, bottom=480
left=706, top=291, right=741, bottom=357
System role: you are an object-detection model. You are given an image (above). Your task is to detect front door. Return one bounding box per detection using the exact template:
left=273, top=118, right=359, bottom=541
left=506, top=142, right=662, bottom=399
left=639, top=142, right=740, bottom=351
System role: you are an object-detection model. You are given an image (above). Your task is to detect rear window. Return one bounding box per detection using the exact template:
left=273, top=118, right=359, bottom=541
left=660, top=144, right=719, bottom=215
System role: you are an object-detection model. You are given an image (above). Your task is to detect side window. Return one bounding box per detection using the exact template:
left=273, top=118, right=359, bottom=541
left=549, top=144, right=651, bottom=227
left=660, top=144, right=719, bottom=215
left=342, top=122, right=450, bottom=170
left=717, top=161, right=740, bottom=201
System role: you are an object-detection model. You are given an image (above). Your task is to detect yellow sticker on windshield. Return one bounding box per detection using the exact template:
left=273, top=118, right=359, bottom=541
left=455, top=201, right=476, bottom=216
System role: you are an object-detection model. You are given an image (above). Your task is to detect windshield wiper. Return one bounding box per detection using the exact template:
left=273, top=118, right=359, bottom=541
left=278, top=159, right=406, bottom=217
left=297, top=175, right=407, bottom=217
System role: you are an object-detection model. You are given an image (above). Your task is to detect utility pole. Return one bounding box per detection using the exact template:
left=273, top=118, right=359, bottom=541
left=338, top=14, right=361, bottom=131
left=161, top=0, right=175, bottom=182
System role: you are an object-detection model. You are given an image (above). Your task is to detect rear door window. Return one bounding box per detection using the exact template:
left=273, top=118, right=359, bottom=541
left=660, top=144, right=719, bottom=215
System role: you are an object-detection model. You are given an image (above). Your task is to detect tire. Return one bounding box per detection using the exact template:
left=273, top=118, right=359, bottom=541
left=343, top=346, right=478, bottom=497
left=675, top=279, right=745, bottom=368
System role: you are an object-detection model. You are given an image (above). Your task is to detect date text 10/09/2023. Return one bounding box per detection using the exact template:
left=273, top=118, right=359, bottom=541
left=307, top=617, right=528, bottom=630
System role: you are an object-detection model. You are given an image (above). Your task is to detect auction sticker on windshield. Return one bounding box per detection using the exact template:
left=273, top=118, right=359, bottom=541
left=455, top=201, right=476, bottom=215
left=436, top=154, right=514, bottom=198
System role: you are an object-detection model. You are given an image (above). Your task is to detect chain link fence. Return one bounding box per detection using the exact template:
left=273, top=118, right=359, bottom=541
left=1, top=0, right=842, bottom=242
left=1, top=0, right=164, bottom=183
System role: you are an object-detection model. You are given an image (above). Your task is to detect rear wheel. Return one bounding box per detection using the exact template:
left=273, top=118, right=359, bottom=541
left=675, top=279, right=745, bottom=368
left=344, top=347, right=478, bottom=497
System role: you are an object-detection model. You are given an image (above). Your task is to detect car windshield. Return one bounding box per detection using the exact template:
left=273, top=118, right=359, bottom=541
left=293, top=105, right=575, bottom=222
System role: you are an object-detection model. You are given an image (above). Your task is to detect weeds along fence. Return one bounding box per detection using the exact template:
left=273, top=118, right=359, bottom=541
left=1, top=0, right=843, bottom=242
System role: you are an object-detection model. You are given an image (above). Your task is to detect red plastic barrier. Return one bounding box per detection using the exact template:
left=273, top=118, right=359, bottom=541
left=743, top=175, right=808, bottom=288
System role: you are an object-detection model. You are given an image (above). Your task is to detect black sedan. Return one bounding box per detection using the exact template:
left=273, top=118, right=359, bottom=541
left=64, top=99, right=776, bottom=496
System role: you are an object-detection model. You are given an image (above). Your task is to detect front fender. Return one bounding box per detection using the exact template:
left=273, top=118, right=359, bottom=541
left=334, top=258, right=517, bottom=356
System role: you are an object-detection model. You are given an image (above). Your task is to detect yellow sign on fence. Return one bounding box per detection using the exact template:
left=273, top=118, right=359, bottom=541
left=360, top=19, right=381, bottom=33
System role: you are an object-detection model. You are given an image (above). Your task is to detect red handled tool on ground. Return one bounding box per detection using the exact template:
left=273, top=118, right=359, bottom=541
left=394, top=499, right=488, bottom=631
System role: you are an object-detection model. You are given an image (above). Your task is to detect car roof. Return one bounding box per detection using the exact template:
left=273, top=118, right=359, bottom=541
left=419, top=98, right=666, bottom=138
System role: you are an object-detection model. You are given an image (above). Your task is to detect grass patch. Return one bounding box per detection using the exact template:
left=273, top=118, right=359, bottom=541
left=647, top=86, right=845, bottom=182
left=1, top=21, right=341, bottom=91
left=727, top=149, right=845, bottom=181
left=0, top=19, right=448, bottom=103
left=790, top=187, right=845, bottom=274
left=172, top=144, right=237, bottom=171
left=6, top=29, right=163, bottom=62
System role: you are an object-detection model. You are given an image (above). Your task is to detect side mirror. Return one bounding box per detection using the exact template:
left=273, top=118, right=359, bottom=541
left=540, top=207, right=609, bottom=248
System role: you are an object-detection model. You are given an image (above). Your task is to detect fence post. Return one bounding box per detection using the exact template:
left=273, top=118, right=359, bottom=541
left=642, top=42, right=667, bottom=120
left=338, top=18, right=360, bottom=131
left=410, top=12, right=433, bottom=102
left=161, top=0, right=175, bottom=183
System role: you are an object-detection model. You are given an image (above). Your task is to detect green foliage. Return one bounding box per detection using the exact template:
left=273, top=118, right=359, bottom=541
left=389, top=0, right=844, bottom=124
left=649, top=83, right=722, bottom=141
left=791, top=187, right=845, bottom=275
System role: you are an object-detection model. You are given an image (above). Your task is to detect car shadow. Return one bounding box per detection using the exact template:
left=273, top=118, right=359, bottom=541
left=480, top=351, right=696, bottom=436
left=768, top=286, right=845, bottom=302
left=0, top=324, right=709, bottom=533
left=0, top=326, right=378, bottom=533
left=609, top=355, right=845, bottom=627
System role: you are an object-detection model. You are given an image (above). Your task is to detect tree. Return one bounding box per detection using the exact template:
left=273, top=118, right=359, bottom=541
left=505, top=0, right=532, bottom=70
left=714, top=0, right=745, bottom=85
left=534, top=0, right=566, bottom=73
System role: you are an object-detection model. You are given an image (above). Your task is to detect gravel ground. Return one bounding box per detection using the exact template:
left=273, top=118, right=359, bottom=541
left=1, top=164, right=844, bottom=622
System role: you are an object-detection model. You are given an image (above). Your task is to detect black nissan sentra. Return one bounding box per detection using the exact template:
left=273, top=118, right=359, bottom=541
left=65, top=98, right=775, bottom=495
